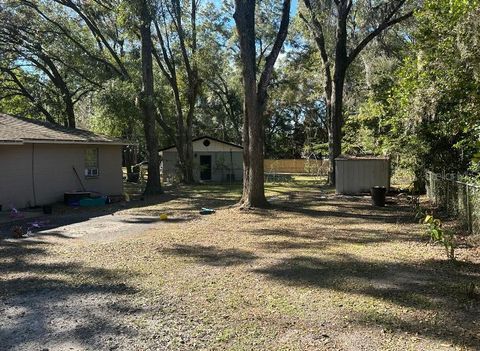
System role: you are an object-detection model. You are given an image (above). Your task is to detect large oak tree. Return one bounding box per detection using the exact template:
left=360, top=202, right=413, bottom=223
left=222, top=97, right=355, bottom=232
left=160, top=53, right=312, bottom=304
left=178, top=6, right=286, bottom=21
left=234, top=0, right=291, bottom=207
left=300, top=0, right=414, bottom=185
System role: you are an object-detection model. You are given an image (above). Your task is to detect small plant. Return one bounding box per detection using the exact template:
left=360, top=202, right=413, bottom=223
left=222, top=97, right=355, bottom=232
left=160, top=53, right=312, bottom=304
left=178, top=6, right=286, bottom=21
left=465, top=282, right=478, bottom=299
left=423, top=214, right=456, bottom=260
left=413, top=199, right=425, bottom=220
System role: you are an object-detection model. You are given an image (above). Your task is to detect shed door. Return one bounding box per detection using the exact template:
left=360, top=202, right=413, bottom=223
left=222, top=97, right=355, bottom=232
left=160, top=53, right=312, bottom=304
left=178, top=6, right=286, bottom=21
left=200, top=155, right=212, bottom=181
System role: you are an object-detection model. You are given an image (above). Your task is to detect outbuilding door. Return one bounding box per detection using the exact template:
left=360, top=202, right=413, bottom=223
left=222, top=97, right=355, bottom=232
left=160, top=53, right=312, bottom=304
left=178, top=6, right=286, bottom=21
left=200, top=155, right=212, bottom=181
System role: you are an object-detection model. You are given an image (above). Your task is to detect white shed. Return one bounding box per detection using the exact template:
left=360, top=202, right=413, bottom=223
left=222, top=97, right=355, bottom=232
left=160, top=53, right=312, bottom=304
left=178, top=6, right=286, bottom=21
left=335, top=156, right=390, bottom=194
left=160, top=136, right=243, bottom=183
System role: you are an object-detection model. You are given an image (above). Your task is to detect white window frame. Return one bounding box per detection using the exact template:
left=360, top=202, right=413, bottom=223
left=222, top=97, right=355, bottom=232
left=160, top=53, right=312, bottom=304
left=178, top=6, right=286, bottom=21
left=85, top=148, right=99, bottom=178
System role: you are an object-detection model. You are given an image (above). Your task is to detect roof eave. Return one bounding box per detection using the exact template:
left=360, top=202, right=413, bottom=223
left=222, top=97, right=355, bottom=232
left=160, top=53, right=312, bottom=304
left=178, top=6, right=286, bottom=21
left=0, top=140, right=24, bottom=145
left=159, top=135, right=243, bottom=152
left=0, top=139, right=131, bottom=146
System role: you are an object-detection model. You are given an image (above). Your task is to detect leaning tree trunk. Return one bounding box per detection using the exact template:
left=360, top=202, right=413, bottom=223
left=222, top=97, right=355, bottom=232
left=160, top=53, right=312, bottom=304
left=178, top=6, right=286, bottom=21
left=140, top=2, right=162, bottom=195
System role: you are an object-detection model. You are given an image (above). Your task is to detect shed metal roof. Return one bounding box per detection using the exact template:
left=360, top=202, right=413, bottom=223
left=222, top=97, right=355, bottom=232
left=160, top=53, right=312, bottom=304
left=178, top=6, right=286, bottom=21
left=0, top=114, right=128, bottom=145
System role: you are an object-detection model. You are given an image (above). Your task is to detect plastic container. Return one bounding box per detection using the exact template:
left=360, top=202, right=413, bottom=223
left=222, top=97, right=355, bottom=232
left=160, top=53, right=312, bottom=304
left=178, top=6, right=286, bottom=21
left=371, top=186, right=386, bottom=207
left=64, top=192, right=91, bottom=205
left=79, top=197, right=107, bottom=207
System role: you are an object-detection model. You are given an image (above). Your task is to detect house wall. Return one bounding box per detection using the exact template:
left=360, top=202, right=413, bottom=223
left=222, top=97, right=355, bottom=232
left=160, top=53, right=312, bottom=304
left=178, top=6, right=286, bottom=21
left=160, top=137, right=244, bottom=183
left=0, top=143, right=123, bottom=210
left=161, top=150, right=243, bottom=182
left=335, top=158, right=391, bottom=194
left=0, top=144, right=34, bottom=210
left=197, top=151, right=243, bottom=182
left=161, top=151, right=180, bottom=182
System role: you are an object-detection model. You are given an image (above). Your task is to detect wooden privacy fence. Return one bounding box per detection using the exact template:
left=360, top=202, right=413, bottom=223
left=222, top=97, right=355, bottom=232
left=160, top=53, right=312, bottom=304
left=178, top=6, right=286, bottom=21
left=425, top=171, right=480, bottom=235
left=264, top=159, right=329, bottom=175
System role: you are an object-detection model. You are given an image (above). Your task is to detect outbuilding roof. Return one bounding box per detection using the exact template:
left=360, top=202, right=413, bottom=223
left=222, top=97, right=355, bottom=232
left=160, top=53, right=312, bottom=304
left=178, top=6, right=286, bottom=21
left=0, top=114, right=128, bottom=145
left=159, top=135, right=243, bottom=152
left=335, top=155, right=390, bottom=160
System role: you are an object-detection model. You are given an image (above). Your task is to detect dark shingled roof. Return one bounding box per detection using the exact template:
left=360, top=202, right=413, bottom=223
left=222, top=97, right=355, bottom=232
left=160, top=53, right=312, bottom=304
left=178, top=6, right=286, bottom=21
left=0, top=114, right=128, bottom=145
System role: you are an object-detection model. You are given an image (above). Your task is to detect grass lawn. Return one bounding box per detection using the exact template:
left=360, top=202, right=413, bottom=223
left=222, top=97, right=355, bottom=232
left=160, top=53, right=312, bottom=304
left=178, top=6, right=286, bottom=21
left=1, top=176, right=479, bottom=350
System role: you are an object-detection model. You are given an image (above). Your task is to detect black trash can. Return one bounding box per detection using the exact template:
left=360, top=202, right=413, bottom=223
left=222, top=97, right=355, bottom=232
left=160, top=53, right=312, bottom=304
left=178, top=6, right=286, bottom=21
left=371, top=186, right=386, bottom=207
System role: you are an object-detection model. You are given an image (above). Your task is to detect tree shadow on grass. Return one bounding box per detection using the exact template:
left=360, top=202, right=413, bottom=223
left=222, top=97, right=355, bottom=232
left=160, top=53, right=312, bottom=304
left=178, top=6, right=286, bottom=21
left=160, top=244, right=258, bottom=267
left=120, top=214, right=198, bottom=224
left=273, top=204, right=416, bottom=224
left=245, top=194, right=418, bottom=226
left=250, top=222, right=422, bottom=250
left=253, top=254, right=480, bottom=348
left=0, top=239, right=142, bottom=350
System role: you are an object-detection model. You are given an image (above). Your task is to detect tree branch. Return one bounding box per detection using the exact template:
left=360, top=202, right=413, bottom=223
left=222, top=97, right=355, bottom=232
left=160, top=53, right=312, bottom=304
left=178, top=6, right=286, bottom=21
left=0, top=67, right=56, bottom=123
left=257, top=0, right=291, bottom=103
left=348, top=1, right=413, bottom=65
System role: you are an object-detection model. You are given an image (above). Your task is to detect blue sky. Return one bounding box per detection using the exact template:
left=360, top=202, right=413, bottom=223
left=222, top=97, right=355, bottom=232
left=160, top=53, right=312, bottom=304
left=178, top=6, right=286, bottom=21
left=212, top=0, right=299, bottom=16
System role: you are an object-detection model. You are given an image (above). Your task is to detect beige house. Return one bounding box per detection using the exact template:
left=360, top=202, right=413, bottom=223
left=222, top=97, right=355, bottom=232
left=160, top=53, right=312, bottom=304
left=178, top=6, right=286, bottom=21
left=0, top=114, right=126, bottom=210
left=160, top=136, right=243, bottom=183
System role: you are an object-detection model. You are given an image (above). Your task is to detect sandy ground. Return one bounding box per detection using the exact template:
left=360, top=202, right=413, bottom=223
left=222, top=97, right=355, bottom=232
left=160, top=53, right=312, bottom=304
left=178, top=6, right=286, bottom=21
left=0, top=182, right=479, bottom=351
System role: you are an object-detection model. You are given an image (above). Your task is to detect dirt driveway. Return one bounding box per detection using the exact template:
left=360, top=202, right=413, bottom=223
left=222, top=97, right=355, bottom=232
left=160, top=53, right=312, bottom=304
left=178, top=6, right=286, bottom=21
left=1, top=180, right=479, bottom=351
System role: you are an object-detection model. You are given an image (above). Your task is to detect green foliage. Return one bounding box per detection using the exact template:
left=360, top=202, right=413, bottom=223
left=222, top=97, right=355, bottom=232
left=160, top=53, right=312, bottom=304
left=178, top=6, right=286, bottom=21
left=423, top=214, right=456, bottom=261
left=354, top=0, right=480, bottom=182
left=1, top=0, right=479, bottom=181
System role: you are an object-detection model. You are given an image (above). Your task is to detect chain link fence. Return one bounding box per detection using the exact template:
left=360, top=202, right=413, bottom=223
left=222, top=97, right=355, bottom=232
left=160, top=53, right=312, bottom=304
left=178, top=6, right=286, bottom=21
left=425, top=171, right=480, bottom=235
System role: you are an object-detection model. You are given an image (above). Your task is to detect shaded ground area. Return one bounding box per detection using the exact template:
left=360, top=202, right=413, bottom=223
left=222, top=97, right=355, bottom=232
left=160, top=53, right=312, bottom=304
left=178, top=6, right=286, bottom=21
left=1, top=177, right=479, bottom=350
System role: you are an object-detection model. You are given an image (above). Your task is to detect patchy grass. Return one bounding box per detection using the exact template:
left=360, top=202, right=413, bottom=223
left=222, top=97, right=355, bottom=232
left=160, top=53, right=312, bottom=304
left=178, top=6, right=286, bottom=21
left=1, top=177, right=479, bottom=351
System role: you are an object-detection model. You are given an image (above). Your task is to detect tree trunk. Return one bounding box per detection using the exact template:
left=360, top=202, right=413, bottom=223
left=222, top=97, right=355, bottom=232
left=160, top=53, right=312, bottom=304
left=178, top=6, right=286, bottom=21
left=64, top=94, right=76, bottom=128
left=234, top=0, right=290, bottom=207
left=328, top=65, right=347, bottom=185
left=123, top=124, right=135, bottom=178
left=328, top=76, right=345, bottom=186
left=302, top=0, right=413, bottom=186
left=139, top=2, right=162, bottom=195
left=327, top=3, right=349, bottom=186
left=234, top=0, right=268, bottom=208
left=175, top=115, right=186, bottom=181
left=152, top=0, right=197, bottom=185
left=323, top=75, right=333, bottom=185
left=246, top=101, right=268, bottom=206
left=241, top=95, right=251, bottom=204
left=185, top=112, right=194, bottom=183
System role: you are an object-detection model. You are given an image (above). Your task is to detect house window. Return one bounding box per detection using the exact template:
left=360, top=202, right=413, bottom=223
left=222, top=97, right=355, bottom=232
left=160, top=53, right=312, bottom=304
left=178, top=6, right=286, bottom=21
left=85, top=148, right=99, bottom=178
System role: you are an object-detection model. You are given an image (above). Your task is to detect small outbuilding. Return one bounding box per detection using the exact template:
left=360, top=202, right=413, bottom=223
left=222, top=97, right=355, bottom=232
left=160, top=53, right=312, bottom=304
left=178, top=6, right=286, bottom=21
left=160, top=136, right=243, bottom=183
left=0, top=114, right=127, bottom=210
left=335, top=155, right=391, bottom=194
